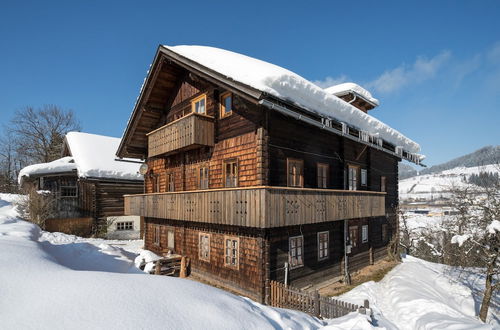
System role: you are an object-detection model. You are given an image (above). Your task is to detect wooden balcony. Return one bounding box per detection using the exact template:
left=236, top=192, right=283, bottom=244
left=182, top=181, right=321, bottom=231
left=124, top=187, right=385, bottom=228
left=147, top=113, right=215, bottom=157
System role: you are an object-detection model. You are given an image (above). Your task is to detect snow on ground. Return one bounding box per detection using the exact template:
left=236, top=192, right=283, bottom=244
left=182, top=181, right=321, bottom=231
left=399, top=164, right=499, bottom=201
left=341, top=255, right=499, bottom=329
left=0, top=194, right=370, bottom=330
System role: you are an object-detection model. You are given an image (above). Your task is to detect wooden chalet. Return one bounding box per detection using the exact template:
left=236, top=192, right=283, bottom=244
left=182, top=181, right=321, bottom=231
left=19, top=132, right=144, bottom=238
left=117, top=45, right=423, bottom=302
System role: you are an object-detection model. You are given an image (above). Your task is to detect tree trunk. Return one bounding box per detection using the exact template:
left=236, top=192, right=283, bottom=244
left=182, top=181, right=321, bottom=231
left=479, top=265, right=494, bottom=322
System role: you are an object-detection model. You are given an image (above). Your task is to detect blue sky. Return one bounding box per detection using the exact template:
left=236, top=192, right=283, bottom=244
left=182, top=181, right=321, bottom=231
left=1, top=1, right=499, bottom=166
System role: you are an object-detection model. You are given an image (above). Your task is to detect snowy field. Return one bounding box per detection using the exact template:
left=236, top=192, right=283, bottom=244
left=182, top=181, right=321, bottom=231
left=0, top=193, right=497, bottom=329
left=399, top=164, right=499, bottom=201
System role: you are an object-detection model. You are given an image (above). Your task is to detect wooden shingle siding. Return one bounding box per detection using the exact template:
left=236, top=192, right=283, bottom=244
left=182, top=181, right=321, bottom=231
left=124, top=187, right=385, bottom=228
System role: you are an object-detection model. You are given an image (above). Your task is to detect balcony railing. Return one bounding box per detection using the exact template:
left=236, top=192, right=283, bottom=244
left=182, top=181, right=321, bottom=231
left=147, top=113, right=215, bottom=157
left=124, top=187, right=385, bottom=228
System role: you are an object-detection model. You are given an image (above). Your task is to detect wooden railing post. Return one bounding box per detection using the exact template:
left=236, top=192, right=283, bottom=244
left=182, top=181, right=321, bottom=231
left=313, top=290, right=320, bottom=318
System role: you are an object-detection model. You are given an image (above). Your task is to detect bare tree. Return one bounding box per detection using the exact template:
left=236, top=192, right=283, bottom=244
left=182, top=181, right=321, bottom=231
left=10, top=105, right=81, bottom=164
left=0, top=130, right=20, bottom=193
left=448, top=166, right=499, bottom=322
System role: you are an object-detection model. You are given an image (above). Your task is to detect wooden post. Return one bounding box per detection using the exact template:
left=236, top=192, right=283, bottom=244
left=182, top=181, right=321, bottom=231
left=180, top=256, right=187, bottom=278
left=369, top=246, right=374, bottom=265
left=154, top=260, right=161, bottom=275
left=313, top=290, right=320, bottom=318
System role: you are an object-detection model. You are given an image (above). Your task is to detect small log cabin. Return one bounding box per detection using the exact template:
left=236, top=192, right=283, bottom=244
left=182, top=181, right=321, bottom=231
left=117, top=45, right=423, bottom=303
left=19, top=132, right=144, bottom=238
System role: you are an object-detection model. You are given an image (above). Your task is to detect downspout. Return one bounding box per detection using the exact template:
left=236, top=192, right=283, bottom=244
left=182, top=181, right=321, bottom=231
left=344, top=220, right=351, bottom=285
left=348, top=94, right=357, bottom=104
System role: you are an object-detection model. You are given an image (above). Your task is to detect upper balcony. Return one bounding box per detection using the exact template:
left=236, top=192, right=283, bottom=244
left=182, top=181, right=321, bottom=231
left=124, top=187, right=385, bottom=228
left=147, top=113, right=215, bottom=158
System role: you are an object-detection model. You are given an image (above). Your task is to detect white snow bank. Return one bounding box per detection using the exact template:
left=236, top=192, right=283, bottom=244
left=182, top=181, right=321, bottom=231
left=65, top=131, right=143, bottom=181
left=324, top=82, right=380, bottom=106
left=18, top=156, right=77, bottom=183
left=0, top=194, right=374, bottom=330
left=340, top=255, right=498, bottom=329
left=163, top=45, right=420, bottom=154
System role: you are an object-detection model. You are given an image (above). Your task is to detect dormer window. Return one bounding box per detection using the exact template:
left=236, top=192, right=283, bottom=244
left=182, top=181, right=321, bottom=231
left=192, top=94, right=206, bottom=114
left=220, top=92, right=232, bottom=117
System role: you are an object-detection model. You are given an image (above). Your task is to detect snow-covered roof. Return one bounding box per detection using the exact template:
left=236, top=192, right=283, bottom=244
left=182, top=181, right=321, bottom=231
left=19, top=132, right=143, bottom=183
left=18, top=157, right=77, bottom=183
left=324, top=82, right=380, bottom=107
left=163, top=45, right=420, bottom=154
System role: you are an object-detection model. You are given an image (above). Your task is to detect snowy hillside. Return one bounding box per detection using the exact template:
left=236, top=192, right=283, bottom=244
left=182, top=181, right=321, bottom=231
left=0, top=194, right=496, bottom=329
left=399, top=164, right=499, bottom=202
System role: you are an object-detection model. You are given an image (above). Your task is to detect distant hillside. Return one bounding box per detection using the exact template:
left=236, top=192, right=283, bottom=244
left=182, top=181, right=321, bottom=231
left=399, top=145, right=500, bottom=179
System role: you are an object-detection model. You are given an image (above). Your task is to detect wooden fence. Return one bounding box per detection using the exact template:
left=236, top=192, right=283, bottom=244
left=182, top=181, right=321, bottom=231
left=269, top=280, right=368, bottom=319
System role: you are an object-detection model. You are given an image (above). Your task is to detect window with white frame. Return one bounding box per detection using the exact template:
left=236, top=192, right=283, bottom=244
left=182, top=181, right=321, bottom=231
left=317, top=163, right=329, bottom=188
left=317, top=231, right=329, bottom=260
left=199, top=166, right=209, bottom=189
left=199, top=233, right=210, bottom=261
left=289, top=235, right=304, bottom=268
left=224, top=236, right=239, bottom=268
left=287, top=158, right=304, bottom=188
left=224, top=160, right=238, bottom=188
left=116, top=221, right=133, bottom=231
left=361, top=225, right=368, bottom=243
left=167, top=228, right=175, bottom=250
left=348, top=166, right=358, bottom=191
left=167, top=173, right=175, bottom=192
left=361, top=169, right=367, bottom=186
left=154, top=226, right=160, bottom=246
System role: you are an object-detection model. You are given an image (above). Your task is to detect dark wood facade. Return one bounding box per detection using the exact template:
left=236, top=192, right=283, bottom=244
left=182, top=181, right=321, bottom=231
left=23, top=174, right=143, bottom=237
left=119, top=46, right=407, bottom=302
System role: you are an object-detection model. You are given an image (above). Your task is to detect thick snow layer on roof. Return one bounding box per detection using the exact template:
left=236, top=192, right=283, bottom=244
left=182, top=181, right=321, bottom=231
left=18, top=157, right=77, bottom=183
left=164, top=45, right=420, bottom=153
left=324, top=82, right=380, bottom=106
left=65, top=132, right=142, bottom=181
left=19, top=133, right=143, bottom=183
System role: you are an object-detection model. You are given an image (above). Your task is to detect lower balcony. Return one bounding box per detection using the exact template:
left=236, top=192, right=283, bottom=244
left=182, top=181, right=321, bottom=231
left=124, top=187, right=385, bottom=228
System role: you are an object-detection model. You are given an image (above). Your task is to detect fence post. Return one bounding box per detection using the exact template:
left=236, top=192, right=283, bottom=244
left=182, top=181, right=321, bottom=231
left=369, top=246, right=374, bottom=265
left=313, top=290, right=320, bottom=318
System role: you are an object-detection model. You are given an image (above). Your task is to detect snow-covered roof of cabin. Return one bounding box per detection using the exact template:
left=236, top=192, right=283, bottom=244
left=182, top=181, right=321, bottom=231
left=163, top=45, right=420, bottom=154
left=19, top=132, right=143, bottom=183
left=324, top=82, right=379, bottom=106
left=18, top=157, right=77, bottom=183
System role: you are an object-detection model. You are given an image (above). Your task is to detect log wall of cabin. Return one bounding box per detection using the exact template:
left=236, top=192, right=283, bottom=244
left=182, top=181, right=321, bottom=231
left=144, top=218, right=266, bottom=301
left=145, top=74, right=265, bottom=194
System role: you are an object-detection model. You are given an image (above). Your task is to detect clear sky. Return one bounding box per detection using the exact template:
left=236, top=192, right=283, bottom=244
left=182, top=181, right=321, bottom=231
left=1, top=1, right=499, bottom=166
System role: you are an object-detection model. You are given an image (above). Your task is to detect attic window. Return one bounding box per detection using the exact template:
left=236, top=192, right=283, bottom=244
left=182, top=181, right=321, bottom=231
left=192, top=94, right=206, bottom=114
left=220, top=92, right=232, bottom=117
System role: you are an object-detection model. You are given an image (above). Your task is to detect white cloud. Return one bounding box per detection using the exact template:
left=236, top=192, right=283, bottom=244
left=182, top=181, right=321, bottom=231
left=367, top=51, right=451, bottom=94
left=312, top=74, right=348, bottom=88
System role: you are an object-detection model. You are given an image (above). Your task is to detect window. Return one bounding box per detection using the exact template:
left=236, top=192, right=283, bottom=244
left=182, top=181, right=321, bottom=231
left=287, top=158, right=304, bottom=188
left=60, top=178, right=77, bottom=198
left=361, top=169, right=367, bottom=186
left=154, top=226, right=161, bottom=246
left=191, top=94, right=206, bottom=114
left=381, top=176, right=386, bottom=192
left=167, top=228, right=175, bottom=250
left=361, top=225, right=368, bottom=243
left=348, top=165, right=358, bottom=191
left=317, top=231, right=329, bottom=260
left=152, top=174, right=160, bottom=193
left=317, top=163, right=329, bottom=188
left=199, top=233, right=210, bottom=261
left=167, top=173, right=175, bottom=192
left=199, top=166, right=209, bottom=189
left=220, top=92, right=232, bottom=117
left=224, top=159, right=238, bottom=188
left=289, top=235, right=304, bottom=268
left=382, top=224, right=388, bottom=242
left=224, top=236, right=239, bottom=268
left=349, top=226, right=358, bottom=248
left=116, top=221, right=133, bottom=231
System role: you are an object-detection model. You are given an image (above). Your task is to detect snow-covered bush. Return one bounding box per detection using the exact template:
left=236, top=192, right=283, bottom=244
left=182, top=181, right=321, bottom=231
left=16, top=188, right=56, bottom=230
